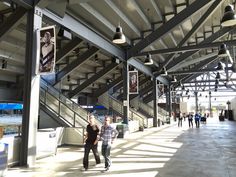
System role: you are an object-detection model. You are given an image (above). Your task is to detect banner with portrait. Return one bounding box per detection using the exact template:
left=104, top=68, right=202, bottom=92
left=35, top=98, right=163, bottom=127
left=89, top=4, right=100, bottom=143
left=129, top=71, right=138, bottom=94
left=37, top=26, right=56, bottom=75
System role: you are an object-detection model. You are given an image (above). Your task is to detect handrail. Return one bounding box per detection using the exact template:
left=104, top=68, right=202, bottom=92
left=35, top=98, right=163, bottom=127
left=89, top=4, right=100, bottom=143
left=40, top=79, right=102, bottom=128
left=98, top=93, right=147, bottom=127
left=40, top=100, right=77, bottom=127
left=40, top=79, right=89, bottom=119
left=40, top=85, right=88, bottom=128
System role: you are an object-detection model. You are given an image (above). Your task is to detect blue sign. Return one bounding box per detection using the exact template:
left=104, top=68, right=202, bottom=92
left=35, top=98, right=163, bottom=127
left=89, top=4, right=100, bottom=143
left=0, top=103, right=23, bottom=110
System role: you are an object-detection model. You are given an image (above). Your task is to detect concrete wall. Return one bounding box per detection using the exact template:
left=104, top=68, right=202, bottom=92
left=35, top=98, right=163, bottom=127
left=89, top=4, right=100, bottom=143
left=230, top=97, right=236, bottom=120
left=0, top=88, right=18, bottom=101
left=39, top=110, right=62, bottom=129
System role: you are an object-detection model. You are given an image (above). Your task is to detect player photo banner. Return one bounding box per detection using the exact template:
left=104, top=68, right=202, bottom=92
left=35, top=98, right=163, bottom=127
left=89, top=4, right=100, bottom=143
left=129, top=71, right=138, bottom=94
left=37, top=26, right=56, bottom=75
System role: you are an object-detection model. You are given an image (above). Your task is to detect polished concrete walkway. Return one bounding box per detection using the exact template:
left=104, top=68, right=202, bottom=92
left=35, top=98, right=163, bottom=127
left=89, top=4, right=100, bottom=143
left=5, top=117, right=236, bottom=177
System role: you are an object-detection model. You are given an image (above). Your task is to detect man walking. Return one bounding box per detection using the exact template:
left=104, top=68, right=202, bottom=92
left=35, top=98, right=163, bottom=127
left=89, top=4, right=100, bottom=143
left=100, top=116, right=118, bottom=171
left=83, top=115, right=101, bottom=170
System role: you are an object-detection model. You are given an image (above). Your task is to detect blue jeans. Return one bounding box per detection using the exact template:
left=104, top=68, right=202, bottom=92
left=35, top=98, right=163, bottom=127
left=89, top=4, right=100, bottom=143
left=101, top=144, right=111, bottom=168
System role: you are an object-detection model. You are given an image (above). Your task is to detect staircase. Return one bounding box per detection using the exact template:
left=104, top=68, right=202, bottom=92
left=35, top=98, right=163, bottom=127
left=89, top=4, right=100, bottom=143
left=137, top=101, right=168, bottom=124
left=98, top=92, right=148, bottom=128
left=40, top=79, right=101, bottom=128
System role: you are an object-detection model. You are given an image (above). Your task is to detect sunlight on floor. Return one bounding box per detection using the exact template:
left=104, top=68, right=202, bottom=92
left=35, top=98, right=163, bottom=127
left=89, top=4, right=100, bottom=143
left=6, top=124, right=188, bottom=177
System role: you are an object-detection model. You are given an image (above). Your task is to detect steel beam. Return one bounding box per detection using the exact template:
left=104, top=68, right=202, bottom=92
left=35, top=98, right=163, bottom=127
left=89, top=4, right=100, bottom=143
left=169, top=67, right=231, bottom=76
left=54, top=47, right=99, bottom=85
left=0, top=6, right=27, bottom=41
left=43, top=9, right=125, bottom=60
left=170, top=52, right=218, bottom=72
left=143, top=93, right=153, bottom=104
left=136, top=40, right=236, bottom=56
left=8, top=0, right=33, bottom=9
left=43, top=8, right=159, bottom=78
left=167, top=27, right=233, bottom=70
left=116, top=77, right=151, bottom=100
left=56, top=37, right=83, bottom=63
left=130, top=83, right=153, bottom=100
left=90, top=76, right=123, bottom=97
left=182, top=59, right=218, bottom=82
left=104, top=0, right=140, bottom=36
left=127, top=0, right=211, bottom=57
left=177, top=56, right=217, bottom=83
left=68, top=62, right=118, bottom=98
left=153, top=0, right=222, bottom=75
left=128, top=58, right=153, bottom=77
left=182, top=79, right=236, bottom=84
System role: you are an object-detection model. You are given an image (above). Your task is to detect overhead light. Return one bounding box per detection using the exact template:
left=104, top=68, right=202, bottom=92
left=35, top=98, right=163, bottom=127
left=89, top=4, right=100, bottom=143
left=160, top=67, right=167, bottom=76
left=218, top=43, right=230, bottom=57
left=112, top=26, right=126, bottom=44
left=215, top=79, right=219, bottom=85
left=1, top=59, right=7, bottom=69
left=94, top=54, right=98, bottom=62
left=216, top=62, right=224, bottom=70
left=67, top=75, right=70, bottom=82
left=216, top=72, right=221, bottom=80
left=221, top=4, right=236, bottom=27
left=144, top=53, right=153, bottom=65
left=171, top=76, right=177, bottom=83
left=58, top=26, right=72, bottom=40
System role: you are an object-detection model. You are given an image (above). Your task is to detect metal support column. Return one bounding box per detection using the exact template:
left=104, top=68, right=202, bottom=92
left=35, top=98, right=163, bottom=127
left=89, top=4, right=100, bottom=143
left=122, top=61, right=129, bottom=124
left=209, top=91, right=212, bottom=117
left=153, top=79, right=159, bottom=127
left=166, top=85, right=172, bottom=123
left=20, top=6, right=42, bottom=167
left=208, top=73, right=213, bottom=117
left=194, top=91, right=198, bottom=113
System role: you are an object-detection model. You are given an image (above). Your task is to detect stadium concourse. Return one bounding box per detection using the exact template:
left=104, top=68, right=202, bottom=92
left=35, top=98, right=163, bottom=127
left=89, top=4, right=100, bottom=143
left=5, top=117, right=236, bottom=177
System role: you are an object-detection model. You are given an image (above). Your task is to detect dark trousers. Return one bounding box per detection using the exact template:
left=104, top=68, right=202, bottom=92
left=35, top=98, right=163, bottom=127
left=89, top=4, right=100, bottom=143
left=83, top=143, right=101, bottom=169
left=101, top=144, right=111, bottom=168
left=188, top=119, right=193, bottom=128
left=195, top=119, right=200, bottom=128
left=178, top=118, right=182, bottom=127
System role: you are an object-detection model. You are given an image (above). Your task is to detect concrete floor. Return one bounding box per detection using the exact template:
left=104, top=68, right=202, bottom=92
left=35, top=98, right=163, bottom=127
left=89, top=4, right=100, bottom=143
left=5, top=117, right=236, bottom=177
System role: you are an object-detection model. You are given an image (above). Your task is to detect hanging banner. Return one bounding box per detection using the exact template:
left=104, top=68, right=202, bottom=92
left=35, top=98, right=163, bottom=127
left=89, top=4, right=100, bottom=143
left=37, top=26, right=56, bottom=75
left=129, top=70, right=138, bottom=94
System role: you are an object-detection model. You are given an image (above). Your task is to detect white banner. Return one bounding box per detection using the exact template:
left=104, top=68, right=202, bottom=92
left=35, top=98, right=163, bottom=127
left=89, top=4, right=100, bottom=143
left=37, top=26, right=56, bottom=75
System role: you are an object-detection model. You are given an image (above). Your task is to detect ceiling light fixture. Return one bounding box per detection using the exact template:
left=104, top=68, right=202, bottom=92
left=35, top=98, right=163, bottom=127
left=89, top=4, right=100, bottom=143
left=216, top=61, right=224, bottom=70
left=112, top=0, right=126, bottom=44
left=171, top=76, right=177, bottom=83
left=112, top=26, right=126, bottom=44
left=216, top=72, right=221, bottom=80
left=218, top=43, right=230, bottom=57
left=144, top=53, right=153, bottom=65
left=221, top=4, right=236, bottom=27
left=160, top=67, right=167, bottom=76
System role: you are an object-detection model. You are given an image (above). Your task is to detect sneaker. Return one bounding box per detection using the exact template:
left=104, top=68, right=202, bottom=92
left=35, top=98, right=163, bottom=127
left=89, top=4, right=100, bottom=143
left=105, top=167, right=109, bottom=171
left=81, top=167, right=88, bottom=171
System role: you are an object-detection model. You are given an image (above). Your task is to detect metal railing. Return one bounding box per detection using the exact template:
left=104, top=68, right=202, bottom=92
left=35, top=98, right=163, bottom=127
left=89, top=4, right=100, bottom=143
left=137, top=101, right=168, bottom=122
left=40, top=79, right=102, bottom=128
left=98, top=93, right=147, bottom=127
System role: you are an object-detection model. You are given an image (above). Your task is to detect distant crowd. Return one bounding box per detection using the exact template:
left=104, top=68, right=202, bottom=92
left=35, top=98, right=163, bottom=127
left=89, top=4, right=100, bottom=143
left=175, top=112, right=209, bottom=128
